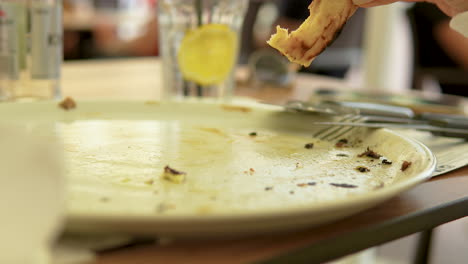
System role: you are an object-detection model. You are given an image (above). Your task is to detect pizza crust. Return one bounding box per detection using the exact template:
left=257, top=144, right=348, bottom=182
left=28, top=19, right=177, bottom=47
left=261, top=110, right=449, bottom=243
left=267, top=0, right=358, bottom=67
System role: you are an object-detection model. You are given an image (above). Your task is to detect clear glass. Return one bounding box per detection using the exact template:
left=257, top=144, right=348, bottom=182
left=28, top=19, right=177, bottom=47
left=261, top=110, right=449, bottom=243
left=0, top=0, right=62, bottom=101
left=158, top=0, right=248, bottom=101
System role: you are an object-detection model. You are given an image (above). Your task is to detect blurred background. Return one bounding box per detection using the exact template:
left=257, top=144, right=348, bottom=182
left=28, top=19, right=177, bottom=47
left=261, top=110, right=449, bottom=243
left=63, top=0, right=468, bottom=97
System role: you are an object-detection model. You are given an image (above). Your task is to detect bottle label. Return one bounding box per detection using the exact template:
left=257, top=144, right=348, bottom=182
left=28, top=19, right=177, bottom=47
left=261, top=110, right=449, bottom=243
left=0, top=3, right=19, bottom=79
left=30, top=2, right=62, bottom=79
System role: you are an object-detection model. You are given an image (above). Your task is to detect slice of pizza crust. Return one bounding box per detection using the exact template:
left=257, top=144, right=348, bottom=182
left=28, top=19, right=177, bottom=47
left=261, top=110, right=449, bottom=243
left=267, top=0, right=358, bottom=67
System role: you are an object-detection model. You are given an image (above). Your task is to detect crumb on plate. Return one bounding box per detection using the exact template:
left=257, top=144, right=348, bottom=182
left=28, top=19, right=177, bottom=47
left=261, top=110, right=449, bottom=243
left=297, top=182, right=316, bottom=187
left=58, top=97, right=76, bottom=110
left=162, top=165, right=186, bottom=183
left=356, top=166, right=370, bottom=173
left=335, top=139, right=349, bottom=148
left=304, top=143, right=314, bottom=149
left=358, top=147, right=382, bottom=159
left=401, top=161, right=412, bottom=171
left=330, top=183, right=358, bottom=188
left=381, top=157, right=393, bottom=165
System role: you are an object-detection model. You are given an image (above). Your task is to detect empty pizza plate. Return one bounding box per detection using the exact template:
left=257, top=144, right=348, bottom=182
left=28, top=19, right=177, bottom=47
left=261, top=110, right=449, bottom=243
left=0, top=100, right=436, bottom=238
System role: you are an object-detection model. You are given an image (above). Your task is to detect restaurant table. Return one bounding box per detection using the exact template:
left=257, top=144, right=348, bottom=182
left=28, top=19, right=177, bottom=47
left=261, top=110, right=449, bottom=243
left=61, top=58, right=468, bottom=264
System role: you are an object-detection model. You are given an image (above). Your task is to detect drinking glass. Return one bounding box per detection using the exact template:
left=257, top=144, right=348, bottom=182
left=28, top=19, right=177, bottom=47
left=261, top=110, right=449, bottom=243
left=158, top=0, right=248, bottom=101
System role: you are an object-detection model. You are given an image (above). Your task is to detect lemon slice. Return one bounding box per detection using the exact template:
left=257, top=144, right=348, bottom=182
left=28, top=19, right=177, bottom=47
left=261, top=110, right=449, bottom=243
left=177, top=24, right=238, bottom=86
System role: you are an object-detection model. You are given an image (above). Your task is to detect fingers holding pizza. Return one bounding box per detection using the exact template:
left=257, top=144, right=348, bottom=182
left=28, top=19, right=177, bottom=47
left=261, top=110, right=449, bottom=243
left=267, top=0, right=467, bottom=67
left=267, top=0, right=358, bottom=67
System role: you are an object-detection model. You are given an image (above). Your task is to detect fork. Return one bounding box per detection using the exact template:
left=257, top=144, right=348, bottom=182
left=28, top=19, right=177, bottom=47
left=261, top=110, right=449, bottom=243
left=313, top=114, right=368, bottom=141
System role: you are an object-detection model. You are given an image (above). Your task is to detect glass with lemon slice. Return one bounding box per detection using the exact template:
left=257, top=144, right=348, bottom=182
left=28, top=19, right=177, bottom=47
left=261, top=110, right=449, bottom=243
left=158, top=0, right=248, bottom=101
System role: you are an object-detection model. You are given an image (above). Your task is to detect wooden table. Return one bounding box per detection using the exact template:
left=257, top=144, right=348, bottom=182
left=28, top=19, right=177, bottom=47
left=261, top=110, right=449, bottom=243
left=62, top=58, right=468, bottom=264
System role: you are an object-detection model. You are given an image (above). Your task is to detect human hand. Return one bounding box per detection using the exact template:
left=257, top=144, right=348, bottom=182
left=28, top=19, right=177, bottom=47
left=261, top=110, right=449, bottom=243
left=352, top=0, right=468, bottom=16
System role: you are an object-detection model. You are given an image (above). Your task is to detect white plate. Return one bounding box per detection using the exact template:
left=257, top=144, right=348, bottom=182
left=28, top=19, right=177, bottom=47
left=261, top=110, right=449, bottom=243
left=0, top=100, right=436, bottom=238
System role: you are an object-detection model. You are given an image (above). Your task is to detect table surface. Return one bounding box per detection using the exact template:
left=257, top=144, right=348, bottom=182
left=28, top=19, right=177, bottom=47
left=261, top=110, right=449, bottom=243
left=61, top=58, right=468, bottom=264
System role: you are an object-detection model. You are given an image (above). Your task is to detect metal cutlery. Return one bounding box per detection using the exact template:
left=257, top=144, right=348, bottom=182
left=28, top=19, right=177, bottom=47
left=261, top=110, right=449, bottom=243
left=285, top=100, right=468, bottom=139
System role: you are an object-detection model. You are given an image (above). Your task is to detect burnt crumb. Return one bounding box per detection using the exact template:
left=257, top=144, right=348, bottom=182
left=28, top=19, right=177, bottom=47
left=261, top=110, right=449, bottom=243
left=356, top=166, right=370, bottom=173
left=335, top=139, right=349, bottom=148
left=358, top=147, right=382, bottom=159
left=289, top=190, right=295, bottom=195
left=249, top=132, right=257, bottom=137
left=381, top=158, right=393, bottom=165
left=165, top=166, right=184, bottom=174
left=100, top=197, right=110, bottom=202
left=330, top=183, right=358, bottom=188
left=162, top=165, right=186, bottom=183
left=250, top=168, right=255, bottom=174
left=336, top=153, right=349, bottom=157
left=308, top=182, right=316, bottom=186
left=265, top=186, right=273, bottom=191
left=58, top=97, right=76, bottom=110
left=401, top=161, right=412, bottom=171
left=295, top=162, right=304, bottom=169
left=304, top=143, right=314, bottom=149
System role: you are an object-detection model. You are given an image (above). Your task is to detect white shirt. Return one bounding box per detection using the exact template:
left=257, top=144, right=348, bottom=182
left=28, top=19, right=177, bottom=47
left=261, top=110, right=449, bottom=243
left=450, top=11, right=468, bottom=37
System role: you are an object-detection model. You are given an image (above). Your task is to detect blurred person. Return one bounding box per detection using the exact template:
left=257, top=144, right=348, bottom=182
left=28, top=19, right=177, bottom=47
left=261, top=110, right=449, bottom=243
left=355, top=0, right=468, bottom=96
left=353, top=0, right=468, bottom=17
left=354, top=0, right=468, bottom=67
left=63, top=0, right=104, bottom=59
